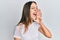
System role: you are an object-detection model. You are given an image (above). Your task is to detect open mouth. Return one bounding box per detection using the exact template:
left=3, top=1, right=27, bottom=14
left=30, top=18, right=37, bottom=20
left=33, top=13, right=37, bottom=16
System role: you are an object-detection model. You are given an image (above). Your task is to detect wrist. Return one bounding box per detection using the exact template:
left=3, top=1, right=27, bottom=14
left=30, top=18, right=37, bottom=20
left=39, top=21, right=44, bottom=25
left=38, top=21, right=42, bottom=25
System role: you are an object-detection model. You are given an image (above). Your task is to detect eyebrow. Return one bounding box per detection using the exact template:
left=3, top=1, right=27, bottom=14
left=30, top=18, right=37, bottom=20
left=31, top=6, right=38, bottom=9
left=31, top=6, right=37, bottom=7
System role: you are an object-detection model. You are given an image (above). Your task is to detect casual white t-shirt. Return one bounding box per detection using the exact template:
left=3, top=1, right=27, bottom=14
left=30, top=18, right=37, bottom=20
left=14, top=21, right=40, bottom=40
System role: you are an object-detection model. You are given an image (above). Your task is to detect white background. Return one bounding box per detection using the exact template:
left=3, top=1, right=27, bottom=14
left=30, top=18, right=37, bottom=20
left=0, top=0, right=60, bottom=40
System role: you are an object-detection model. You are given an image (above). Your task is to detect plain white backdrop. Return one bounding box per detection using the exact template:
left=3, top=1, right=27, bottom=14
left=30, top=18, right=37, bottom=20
left=0, top=0, right=60, bottom=40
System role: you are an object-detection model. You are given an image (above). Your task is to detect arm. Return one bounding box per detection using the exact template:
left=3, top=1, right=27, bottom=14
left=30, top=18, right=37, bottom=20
left=14, top=24, right=23, bottom=40
left=38, top=22, right=52, bottom=38
left=14, top=38, right=21, bottom=40
left=35, top=9, right=52, bottom=38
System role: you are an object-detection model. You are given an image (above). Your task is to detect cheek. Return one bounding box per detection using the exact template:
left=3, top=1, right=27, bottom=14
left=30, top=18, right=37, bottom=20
left=30, top=11, right=36, bottom=19
left=30, top=10, right=33, bottom=16
left=30, top=10, right=36, bottom=16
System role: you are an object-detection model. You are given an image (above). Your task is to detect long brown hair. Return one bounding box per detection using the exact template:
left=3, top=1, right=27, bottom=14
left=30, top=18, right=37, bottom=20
left=17, top=1, right=37, bottom=33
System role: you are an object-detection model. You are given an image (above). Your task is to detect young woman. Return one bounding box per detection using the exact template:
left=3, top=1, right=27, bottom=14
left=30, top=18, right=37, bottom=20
left=14, top=1, right=52, bottom=40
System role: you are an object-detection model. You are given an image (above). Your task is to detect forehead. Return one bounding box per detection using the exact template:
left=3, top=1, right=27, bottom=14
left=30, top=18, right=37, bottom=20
left=30, top=3, right=37, bottom=7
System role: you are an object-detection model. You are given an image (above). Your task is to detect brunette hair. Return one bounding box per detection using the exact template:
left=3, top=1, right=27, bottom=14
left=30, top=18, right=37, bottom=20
left=17, top=1, right=37, bottom=33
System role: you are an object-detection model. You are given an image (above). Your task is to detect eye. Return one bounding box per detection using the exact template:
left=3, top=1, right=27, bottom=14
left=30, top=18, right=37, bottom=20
left=31, top=7, right=35, bottom=9
left=31, top=7, right=38, bottom=10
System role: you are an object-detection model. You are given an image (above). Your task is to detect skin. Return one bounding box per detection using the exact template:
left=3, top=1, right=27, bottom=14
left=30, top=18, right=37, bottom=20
left=14, top=2, right=52, bottom=40
left=30, top=3, right=52, bottom=38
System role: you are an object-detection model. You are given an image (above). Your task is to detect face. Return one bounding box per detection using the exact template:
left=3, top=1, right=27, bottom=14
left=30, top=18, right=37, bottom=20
left=30, top=2, right=38, bottom=21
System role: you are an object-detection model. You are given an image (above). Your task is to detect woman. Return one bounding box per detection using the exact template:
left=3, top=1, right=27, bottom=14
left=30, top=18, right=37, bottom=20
left=14, top=1, right=52, bottom=40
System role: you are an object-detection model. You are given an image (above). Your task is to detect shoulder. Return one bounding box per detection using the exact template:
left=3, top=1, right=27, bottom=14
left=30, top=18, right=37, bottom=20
left=34, top=22, right=40, bottom=27
left=34, top=22, right=39, bottom=25
left=16, top=23, right=25, bottom=29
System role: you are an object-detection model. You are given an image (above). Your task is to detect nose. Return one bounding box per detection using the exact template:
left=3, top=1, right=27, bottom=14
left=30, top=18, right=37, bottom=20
left=34, top=8, right=37, bottom=12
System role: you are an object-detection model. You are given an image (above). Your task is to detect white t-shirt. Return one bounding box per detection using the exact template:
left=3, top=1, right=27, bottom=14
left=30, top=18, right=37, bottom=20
left=14, top=21, right=40, bottom=40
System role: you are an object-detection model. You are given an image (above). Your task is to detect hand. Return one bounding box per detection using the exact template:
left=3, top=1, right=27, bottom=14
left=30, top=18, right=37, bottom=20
left=34, top=9, right=42, bottom=24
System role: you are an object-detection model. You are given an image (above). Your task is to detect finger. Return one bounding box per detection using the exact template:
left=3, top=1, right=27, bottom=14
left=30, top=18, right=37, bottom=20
left=38, top=9, right=42, bottom=17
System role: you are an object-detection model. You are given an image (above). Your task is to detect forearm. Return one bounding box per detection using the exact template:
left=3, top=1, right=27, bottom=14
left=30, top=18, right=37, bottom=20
left=39, top=22, right=52, bottom=38
left=14, top=38, right=21, bottom=40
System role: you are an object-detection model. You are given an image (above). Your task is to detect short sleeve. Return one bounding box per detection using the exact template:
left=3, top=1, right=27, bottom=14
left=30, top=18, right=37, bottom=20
left=13, top=25, right=23, bottom=39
